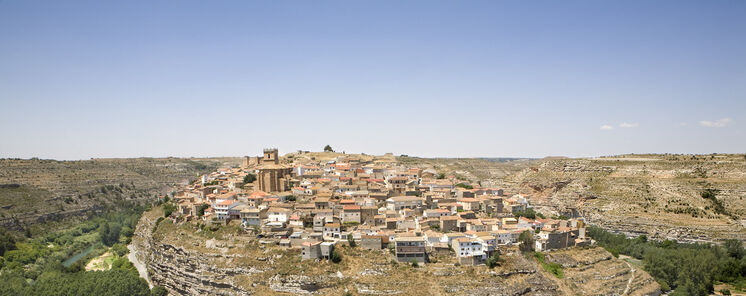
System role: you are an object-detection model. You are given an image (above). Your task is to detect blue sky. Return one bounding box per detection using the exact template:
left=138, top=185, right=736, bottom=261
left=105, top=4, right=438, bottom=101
left=1, top=1, right=744, bottom=159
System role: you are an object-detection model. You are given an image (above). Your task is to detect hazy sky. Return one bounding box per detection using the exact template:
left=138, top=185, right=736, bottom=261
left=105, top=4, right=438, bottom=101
left=1, top=1, right=744, bottom=160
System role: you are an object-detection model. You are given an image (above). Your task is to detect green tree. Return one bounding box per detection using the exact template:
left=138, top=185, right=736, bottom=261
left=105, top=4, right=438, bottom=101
left=150, top=286, right=168, bottom=296
left=514, top=208, right=538, bottom=219
left=0, top=228, right=16, bottom=256
left=331, top=249, right=342, bottom=263
left=455, top=183, right=474, bottom=190
left=0, top=271, right=28, bottom=295
left=99, top=223, right=110, bottom=245
left=31, top=269, right=151, bottom=296
left=163, top=203, right=176, bottom=218
left=324, top=145, right=334, bottom=152
left=243, top=173, right=256, bottom=184
left=197, top=204, right=209, bottom=217
left=348, top=236, right=356, bottom=248
left=111, top=257, right=136, bottom=272
left=724, top=239, right=744, bottom=259
left=112, top=243, right=129, bottom=257
left=100, top=223, right=121, bottom=246
left=486, top=251, right=500, bottom=268
left=588, top=225, right=743, bottom=295
left=519, top=230, right=534, bottom=252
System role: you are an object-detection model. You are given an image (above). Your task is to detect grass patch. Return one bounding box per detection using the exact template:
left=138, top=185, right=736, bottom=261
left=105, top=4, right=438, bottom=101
left=534, top=252, right=563, bottom=278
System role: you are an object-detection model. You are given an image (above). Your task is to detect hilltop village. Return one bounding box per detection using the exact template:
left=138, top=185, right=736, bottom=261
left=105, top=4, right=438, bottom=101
left=169, top=149, right=593, bottom=265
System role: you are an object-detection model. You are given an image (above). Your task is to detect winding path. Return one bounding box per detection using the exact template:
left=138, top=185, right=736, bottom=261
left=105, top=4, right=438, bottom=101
left=620, top=256, right=636, bottom=296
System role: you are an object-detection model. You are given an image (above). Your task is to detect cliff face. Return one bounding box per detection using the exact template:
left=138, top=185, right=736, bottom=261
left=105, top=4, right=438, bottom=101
left=133, top=212, right=660, bottom=296
left=148, top=243, right=260, bottom=295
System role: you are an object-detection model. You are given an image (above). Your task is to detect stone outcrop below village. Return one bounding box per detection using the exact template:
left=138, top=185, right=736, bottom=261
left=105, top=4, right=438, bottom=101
left=148, top=243, right=259, bottom=295
left=132, top=208, right=660, bottom=296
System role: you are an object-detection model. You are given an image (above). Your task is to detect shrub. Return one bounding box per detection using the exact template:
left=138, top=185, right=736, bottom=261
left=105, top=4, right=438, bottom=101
left=514, top=208, right=539, bottom=219
left=455, top=183, right=473, bottom=190
left=534, top=252, right=563, bottom=278
left=0, top=228, right=17, bottom=256
left=486, top=252, right=500, bottom=268
left=518, top=230, right=534, bottom=252
left=162, top=203, right=176, bottom=218
left=99, top=222, right=122, bottom=246
left=197, top=204, right=209, bottom=217
left=243, top=173, right=256, bottom=184
left=150, top=286, right=168, bottom=296
left=112, top=243, right=129, bottom=257
left=331, top=249, right=342, bottom=263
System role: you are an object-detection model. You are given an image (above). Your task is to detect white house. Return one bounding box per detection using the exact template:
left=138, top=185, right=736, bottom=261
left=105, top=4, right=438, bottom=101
left=453, top=237, right=485, bottom=259
left=494, top=230, right=514, bottom=245
left=323, top=223, right=341, bottom=239
left=423, top=209, right=450, bottom=218
left=267, top=208, right=291, bottom=223
left=477, top=235, right=497, bottom=255
left=386, top=196, right=423, bottom=211
left=214, top=200, right=241, bottom=220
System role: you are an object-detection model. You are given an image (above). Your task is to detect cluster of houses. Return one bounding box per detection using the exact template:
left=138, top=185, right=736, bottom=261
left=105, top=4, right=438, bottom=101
left=170, top=149, right=592, bottom=265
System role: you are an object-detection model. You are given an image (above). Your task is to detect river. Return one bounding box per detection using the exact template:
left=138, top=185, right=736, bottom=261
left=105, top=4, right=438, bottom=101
left=62, top=245, right=95, bottom=268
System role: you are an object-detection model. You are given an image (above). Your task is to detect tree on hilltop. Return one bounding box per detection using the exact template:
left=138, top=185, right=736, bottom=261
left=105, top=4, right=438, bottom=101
left=324, top=145, right=334, bottom=152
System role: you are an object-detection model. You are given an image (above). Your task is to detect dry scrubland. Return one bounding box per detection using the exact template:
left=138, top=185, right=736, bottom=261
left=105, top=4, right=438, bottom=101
left=397, top=156, right=535, bottom=188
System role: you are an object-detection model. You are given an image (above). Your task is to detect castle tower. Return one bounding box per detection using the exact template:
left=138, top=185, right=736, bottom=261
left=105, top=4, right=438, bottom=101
left=263, top=148, right=279, bottom=164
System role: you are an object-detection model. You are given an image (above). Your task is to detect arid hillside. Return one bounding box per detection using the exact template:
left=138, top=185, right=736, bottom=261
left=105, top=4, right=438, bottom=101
left=397, top=156, right=536, bottom=188
left=397, top=154, right=746, bottom=242
left=0, top=157, right=239, bottom=234
left=505, top=154, right=746, bottom=242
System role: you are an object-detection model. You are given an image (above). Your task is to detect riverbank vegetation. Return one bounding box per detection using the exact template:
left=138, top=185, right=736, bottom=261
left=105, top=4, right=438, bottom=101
left=588, top=225, right=746, bottom=295
left=0, top=201, right=165, bottom=295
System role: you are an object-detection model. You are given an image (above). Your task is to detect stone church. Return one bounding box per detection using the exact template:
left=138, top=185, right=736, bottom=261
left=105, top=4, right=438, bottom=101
left=249, top=148, right=292, bottom=193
